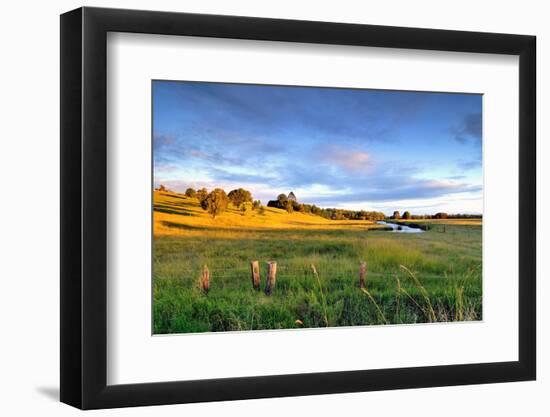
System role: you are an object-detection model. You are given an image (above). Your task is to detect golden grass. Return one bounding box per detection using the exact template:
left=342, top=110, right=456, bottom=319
left=153, top=191, right=383, bottom=236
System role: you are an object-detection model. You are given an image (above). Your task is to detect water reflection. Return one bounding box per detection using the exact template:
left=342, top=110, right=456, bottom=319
left=377, top=221, right=425, bottom=233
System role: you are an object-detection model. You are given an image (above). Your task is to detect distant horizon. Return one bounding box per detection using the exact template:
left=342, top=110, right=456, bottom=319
left=154, top=185, right=482, bottom=217
left=153, top=81, right=482, bottom=216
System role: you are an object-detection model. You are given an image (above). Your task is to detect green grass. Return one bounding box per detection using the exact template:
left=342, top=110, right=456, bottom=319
left=153, top=193, right=482, bottom=333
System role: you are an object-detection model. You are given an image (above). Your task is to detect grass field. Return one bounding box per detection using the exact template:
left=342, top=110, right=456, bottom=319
left=153, top=191, right=482, bottom=334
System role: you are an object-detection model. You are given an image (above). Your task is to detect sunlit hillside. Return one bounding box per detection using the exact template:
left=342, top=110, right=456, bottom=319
left=153, top=190, right=385, bottom=236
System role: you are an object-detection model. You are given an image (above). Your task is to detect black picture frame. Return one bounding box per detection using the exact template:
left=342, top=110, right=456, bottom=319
left=60, top=6, right=536, bottom=410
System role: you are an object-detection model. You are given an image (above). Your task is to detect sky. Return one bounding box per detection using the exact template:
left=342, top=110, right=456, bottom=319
left=153, top=80, right=482, bottom=215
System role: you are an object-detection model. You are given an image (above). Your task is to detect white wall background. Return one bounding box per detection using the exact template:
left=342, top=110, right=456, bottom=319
left=0, top=0, right=546, bottom=415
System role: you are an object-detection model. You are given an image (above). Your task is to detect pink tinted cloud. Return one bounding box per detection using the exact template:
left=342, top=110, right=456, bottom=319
left=322, top=146, right=373, bottom=172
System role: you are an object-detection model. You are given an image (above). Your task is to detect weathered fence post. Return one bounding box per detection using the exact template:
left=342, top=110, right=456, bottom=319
left=201, top=264, right=210, bottom=294
left=250, top=260, right=260, bottom=290
left=264, top=261, right=277, bottom=295
left=359, top=261, right=367, bottom=289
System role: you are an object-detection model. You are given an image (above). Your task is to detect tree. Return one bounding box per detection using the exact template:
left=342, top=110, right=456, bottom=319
left=185, top=188, right=196, bottom=198
left=200, top=188, right=228, bottom=218
left=267, top=194, right=290, bottom=210
left=392, top=211, right=401, bottom=219
left=287, top=191, right=297, bottom=202
left=258, top=205, right=266, bottom=215
left=158, top=184, right=167, bottom=192
left=240, top=205, right=247, bottom=216
left=277, top=193, right=288, bottom=205
left=252, top=200, right=261, bottom=210
left=228, top=188, right=253, bottom=208
left=403, top=211, right=411, bottom=219
left=283, top=200, right=294, bottom=213
left=196, top=187, right=208, bottom=203
left=434, top=212, right=448, bottom=219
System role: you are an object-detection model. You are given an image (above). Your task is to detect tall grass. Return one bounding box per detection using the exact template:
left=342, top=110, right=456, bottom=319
left=399, top=265, right=436, bottom=322
left=311, top=264, right=329, bottom=327
left=360, top=287, right=389, bottom=324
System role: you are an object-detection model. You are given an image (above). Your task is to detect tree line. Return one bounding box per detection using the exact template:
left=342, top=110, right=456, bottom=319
left=390, top=210, right=482, bottom=220
left=267, top=193, right=385, bottom=220
left=177, top=186, right=263, bottom=218
left=156, top=185, right=481, bottom=220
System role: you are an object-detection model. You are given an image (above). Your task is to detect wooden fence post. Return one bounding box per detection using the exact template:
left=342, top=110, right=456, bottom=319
left=265, top=261, right=277, bottom=295
left=201, top=264, right=210, bottom=294
left=250, top=260, right=260, bottom=290
left=359, top=261, right=367, bottom=289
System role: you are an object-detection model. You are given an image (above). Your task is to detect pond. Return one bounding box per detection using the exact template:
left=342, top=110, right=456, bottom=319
left=377, top=221, right=425, bottom=233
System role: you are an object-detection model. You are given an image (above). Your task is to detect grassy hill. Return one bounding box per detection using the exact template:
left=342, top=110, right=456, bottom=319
left=154, top=190, right=385, bottom=236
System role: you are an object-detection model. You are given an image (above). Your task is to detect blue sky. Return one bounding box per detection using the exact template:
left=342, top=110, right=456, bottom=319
left=153, top=81, right=482, bottom=215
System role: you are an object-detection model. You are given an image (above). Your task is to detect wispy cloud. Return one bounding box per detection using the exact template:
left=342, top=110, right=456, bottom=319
left=308, top=178, right=481, bottom=205
left=456, top=158, right=482, bottom=171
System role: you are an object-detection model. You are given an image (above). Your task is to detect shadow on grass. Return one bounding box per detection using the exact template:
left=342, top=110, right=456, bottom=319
left=161, top=221, right=209, bottom=231
left=154, top=204, right=195, bottom=216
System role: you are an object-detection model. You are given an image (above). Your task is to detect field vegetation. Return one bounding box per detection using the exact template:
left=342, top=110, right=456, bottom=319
left=153, top=190, right=482, bottom=334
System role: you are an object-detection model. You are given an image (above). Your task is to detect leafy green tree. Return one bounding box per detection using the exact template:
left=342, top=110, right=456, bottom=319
left=185, top=188, right=196, bottom=198
left=200, top=188, right=228, bottom=218
left=228, top=188, right=253, bottom=208
left=392, top=211, right=401, bottom=219
left=403, top=211, right=411, bottom=219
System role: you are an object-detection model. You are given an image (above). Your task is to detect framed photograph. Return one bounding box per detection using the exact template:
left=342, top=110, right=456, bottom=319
left=60, top=7, right=536, bottom=409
